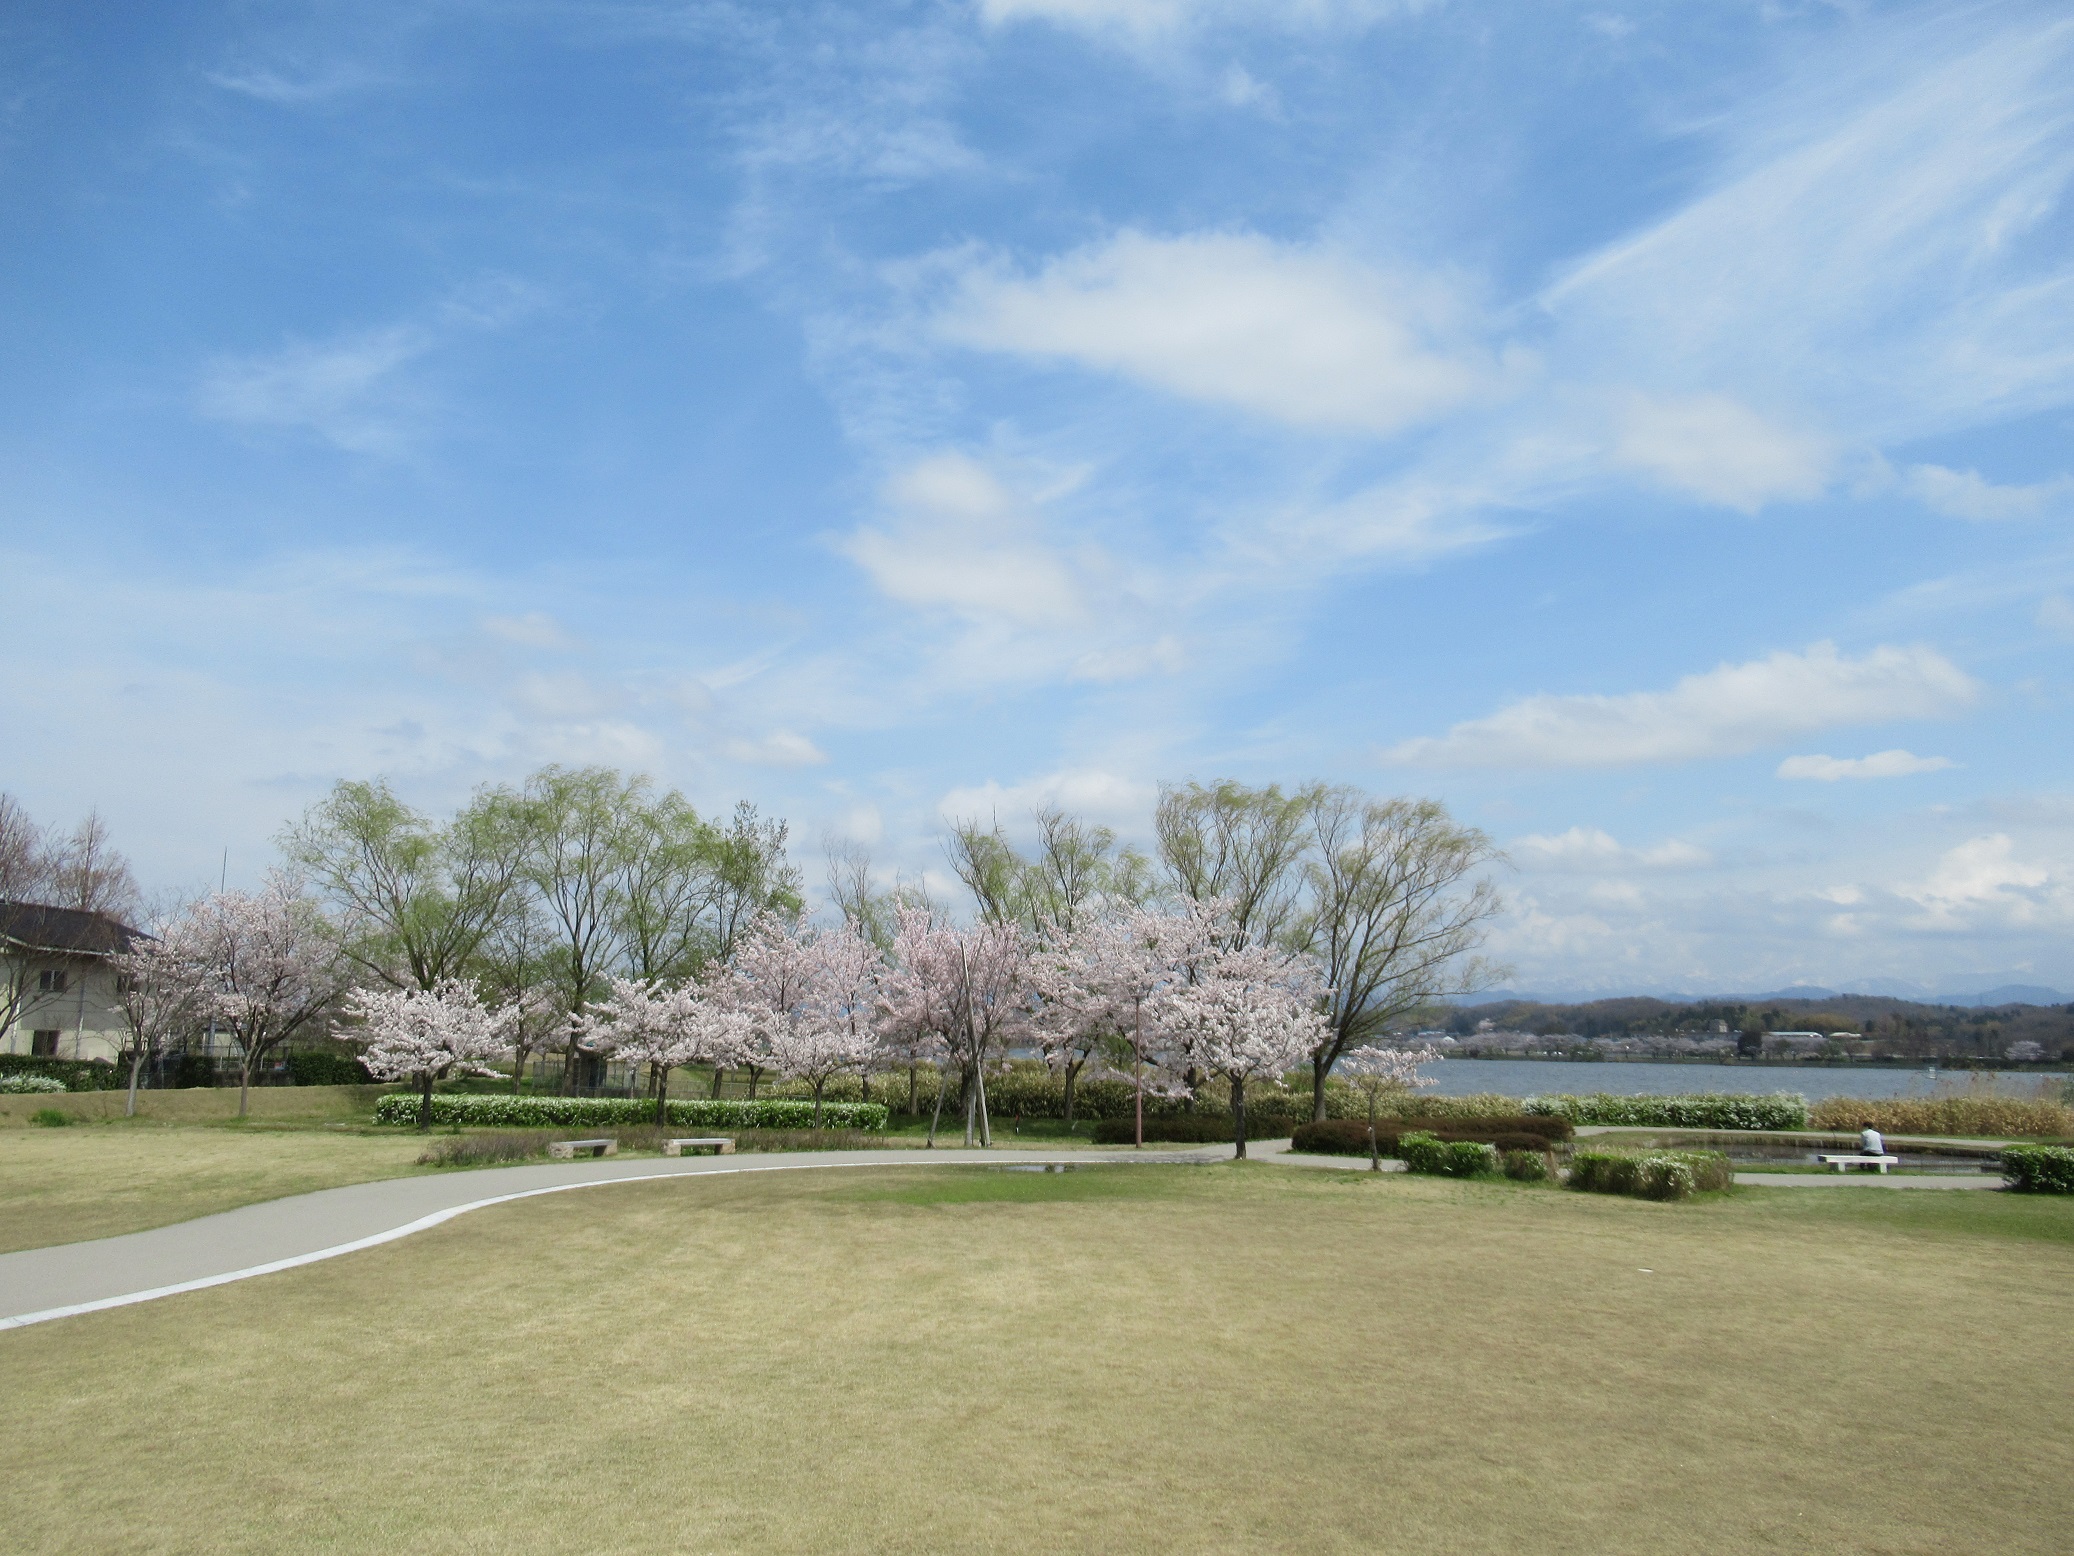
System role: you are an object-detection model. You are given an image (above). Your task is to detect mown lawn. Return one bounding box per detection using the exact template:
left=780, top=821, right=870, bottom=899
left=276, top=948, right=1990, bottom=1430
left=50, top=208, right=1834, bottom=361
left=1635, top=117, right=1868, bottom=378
left=2, top=1164, right=2068, bottom=1554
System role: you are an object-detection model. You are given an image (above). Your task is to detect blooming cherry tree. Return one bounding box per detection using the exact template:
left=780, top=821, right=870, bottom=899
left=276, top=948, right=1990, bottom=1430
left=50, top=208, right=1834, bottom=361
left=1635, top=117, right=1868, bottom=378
left=344, top=978, right=511, bottom=1130
left=108, top=910, right=211, bottom=1118
left=582, top=976, right=754, bottom=1124
left=880, top=906, right=1028, bottom=1147
left=185, top=875, right=347, bottom=1116
left=1027, top=903, right=1179, bottom=1144
left=1154, top=902, right=1331, bottom=1158
left=1335, top=1043, right=1443, bottom=1170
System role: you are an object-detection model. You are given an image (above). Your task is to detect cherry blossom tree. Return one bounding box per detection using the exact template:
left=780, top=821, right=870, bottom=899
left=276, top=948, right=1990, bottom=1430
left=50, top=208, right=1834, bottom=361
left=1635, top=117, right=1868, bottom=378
left=580, top=976, right=753, bottom=1124
left=880, top=906, right=1027, bottom=1147
left=1335, top=1043, right=1443, bottom=1171
left=185, top=875, right=347, bottom=1116
left=1027, top=903, right=1177, bottom=1141
left=714, top=909, right=822, bottom=1102
left=344, top=979, right=512, bottom=1130
left=109, top=909, right=211, bottom=1117
left=1154, top=902, right=1330, bottom=1159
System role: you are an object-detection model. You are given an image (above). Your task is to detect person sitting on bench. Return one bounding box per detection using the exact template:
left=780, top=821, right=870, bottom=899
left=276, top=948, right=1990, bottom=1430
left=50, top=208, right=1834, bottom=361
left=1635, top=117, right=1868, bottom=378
left=1859, top=1122, right=1885, bottom=1157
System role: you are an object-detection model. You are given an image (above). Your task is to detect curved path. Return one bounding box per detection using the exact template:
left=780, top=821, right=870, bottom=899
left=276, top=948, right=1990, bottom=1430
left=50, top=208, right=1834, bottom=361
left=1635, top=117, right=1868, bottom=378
left=0, top=1145, right=1227, bottom=1332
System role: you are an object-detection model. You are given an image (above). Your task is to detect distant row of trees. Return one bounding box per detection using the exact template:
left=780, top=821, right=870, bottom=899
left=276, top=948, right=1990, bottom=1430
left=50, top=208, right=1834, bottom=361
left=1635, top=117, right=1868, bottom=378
left=10, top=771, right=1508, bottom=1134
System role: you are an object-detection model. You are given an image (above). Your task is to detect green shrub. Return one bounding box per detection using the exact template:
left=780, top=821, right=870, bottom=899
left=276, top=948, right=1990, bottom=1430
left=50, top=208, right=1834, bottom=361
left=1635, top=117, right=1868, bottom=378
left=2000, top=1144, right=2074, bottom=1193
left=1289, top=1117, right=1568, bottom=1158
left=1500, top=1150, right=1548, bottom=1181
left=1089, top=1113, right=1234, bottom=1144
left=0, top=1054, right=121, bottom=1091
left=1525, top=1093, right=1807, bottom=1130
left=30, top=1108, right=70, bottom=1127
left=0, top=1073, right=68, bottom=1094
left=373, top=1094, right=889, bottom=1130
left=1398, top=1131, right=1496, bottom=1177
left=1568, top=1148, right=1731, bottom=1200
left=286, top=1050, right=372, bottom=1087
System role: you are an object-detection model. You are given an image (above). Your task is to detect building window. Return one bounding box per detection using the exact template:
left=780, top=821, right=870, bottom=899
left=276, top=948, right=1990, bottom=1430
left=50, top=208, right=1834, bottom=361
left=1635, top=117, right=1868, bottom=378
left=38, top=969, right=69, bottom=995
left=31, top=1030, right=60, bottom=1057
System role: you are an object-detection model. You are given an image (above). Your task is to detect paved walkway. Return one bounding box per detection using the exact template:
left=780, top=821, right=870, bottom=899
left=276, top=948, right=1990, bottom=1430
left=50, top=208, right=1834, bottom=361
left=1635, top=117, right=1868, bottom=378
left=0, top=1145, right=1226, bottom=1332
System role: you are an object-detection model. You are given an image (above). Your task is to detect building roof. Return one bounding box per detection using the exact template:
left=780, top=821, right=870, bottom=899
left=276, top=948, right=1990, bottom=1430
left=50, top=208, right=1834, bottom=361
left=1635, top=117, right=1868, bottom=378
left=0, top=900, right=145, bottom=957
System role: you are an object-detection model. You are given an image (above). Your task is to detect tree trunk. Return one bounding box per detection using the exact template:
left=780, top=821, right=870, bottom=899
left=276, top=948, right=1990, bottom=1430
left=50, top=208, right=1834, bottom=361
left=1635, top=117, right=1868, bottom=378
left=656, top=1063, right=670, bottom=1127
left=746, top=1065, right=761, bottom=1100
left=1232, top=1073, right=1248, bottom=1160
left=1062, top=1060, right=1079, bottom=1130
left=1133, top=1009, right=1144, bottom=1149
left=1367, top=1091, right=1380, bottom=1172
left=926, top=1062, right=946, bottom=1148
left=975, top=1062, right=992, bottom=1148
left=710, top=1066, right=725, bottom=1099
left=559, top=1031, right=582, bottom=1096
left=860, top=1071, right=871, bottom=1105
left=907, top=1064, right=918, bottom=1116
left=238, top=1051, right=256, bottom=1118
left=1313, top=1051, right=1332, bottom=1124
left=812, top=1077, right=825, bottom=1131
left=962, top=1065, right=976, bottom=1147
left=125, top=1048, right=146, bottom=1118
left=418, top=1070, right=434, bottom=1132
left=511, top=1045, right=527, bottom=1095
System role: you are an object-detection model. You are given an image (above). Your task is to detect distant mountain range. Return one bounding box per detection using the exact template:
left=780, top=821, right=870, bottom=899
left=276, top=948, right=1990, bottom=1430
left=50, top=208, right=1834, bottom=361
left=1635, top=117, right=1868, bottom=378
left=1458, top=982, right=2070, bottom=1008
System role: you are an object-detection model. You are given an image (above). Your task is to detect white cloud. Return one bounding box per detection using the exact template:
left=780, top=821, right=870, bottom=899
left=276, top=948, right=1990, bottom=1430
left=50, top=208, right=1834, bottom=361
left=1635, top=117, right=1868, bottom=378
left=937, top=768, right=1155, bottom=826
left=840, top=453, right=1092, bottom=627
left=1513, top=826, right=1713, bottom=872
left=196, top=325, right=428, bottom=454
left=977, top=0, right=1406, bottom=39
left=206, top=64, right=387, bottom=104
left=1903, top=834, right=2051, bottom=925
left=1903, top=464, right=2074, bottom=521
left=936, top=230, right=1497, bottom=435
left=723, top=731, right=829, bottom=767
left=510, top=670, right=617, bottom=722
left=1777, top=749, right=1956, bottom=781
left=1611, top=393, right=1833, bottom=511
left=1384, top=641, right=1979, bottom=769
left=481, top=612, right=580, bottom=650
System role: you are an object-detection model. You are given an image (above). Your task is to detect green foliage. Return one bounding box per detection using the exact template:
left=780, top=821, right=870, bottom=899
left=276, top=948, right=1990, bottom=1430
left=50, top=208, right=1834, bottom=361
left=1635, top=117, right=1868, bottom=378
left=1289, top=1117, right=1569, bottom=1157
left=286, top=1050, right=373, bottom=1087
left=29, top=1108, right=70, bottom=1127
left=1525, top=1092, right=1807, bottom=1130
left=1500, top=1149, right=1548, bottom=1182
left=0, top=1073, right=68, bottom=1094
left=1568, top=1148, right=1733, bottom=1200
left=1398, top=1131, right=1496, bottom=1177
left=372, top=1093, right=888, bottom=1130
left=1089, top=1114, right=1233, bottom=1144
left=0, top=1054, right=121, bottom=1091
left=2000, top=1144, right=2074, bottom=1193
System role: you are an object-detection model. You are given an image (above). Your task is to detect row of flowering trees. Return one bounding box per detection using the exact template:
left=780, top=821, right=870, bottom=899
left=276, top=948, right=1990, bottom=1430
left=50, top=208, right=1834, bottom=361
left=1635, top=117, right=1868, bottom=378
left=325, top=894, right=1438, bottom=1156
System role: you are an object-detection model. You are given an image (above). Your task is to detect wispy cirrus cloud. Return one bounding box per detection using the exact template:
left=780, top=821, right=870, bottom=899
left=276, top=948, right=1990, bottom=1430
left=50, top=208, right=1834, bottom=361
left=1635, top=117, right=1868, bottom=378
left=1383, top=642, right=1978, bottom=770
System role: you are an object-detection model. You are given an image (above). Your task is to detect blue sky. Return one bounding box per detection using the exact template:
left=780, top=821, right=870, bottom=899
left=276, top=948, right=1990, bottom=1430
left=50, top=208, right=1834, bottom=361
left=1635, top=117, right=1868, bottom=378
left=4, top=0, right=2073, bottom=995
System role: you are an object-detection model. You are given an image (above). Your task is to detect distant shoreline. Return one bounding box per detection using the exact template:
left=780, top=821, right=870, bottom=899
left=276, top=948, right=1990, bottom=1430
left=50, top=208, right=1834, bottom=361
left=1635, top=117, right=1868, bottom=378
left=1437, top=1054, right=2068, bottom=1074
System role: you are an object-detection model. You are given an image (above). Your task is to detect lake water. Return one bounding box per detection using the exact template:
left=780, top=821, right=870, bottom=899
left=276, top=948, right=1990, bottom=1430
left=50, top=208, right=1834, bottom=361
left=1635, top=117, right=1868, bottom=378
left=1424, top=1058, right=2067, bottom=1100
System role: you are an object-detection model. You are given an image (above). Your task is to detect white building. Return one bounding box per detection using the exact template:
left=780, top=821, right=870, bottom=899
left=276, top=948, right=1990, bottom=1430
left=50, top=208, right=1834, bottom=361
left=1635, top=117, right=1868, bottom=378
left=1, top=901, right=142, bottom=1064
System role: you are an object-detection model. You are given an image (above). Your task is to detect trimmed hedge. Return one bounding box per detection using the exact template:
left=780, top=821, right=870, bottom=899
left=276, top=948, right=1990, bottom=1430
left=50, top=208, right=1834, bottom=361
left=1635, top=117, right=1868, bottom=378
left=0, top=1073, right=69, bottom=1094
left=1090, top=1114, right=1234, bottom=1144
left=1568, top=1148, right=1733, bottom=1200
left=1525, top=1092, right=1807, bottom=1130
left=373, top=1094, right=889, bottom=1130
left=1399, top=1131, right=1496, bottom=1177
left=1809, top=1095, right=2072, bottom=1139
left=0, top=1054, right=121, bottom=1092
left=1500, top=1149, right=1548, bottom=1182
left=287, top=1050, right=373, bottom=1087
left=2000, top=1144, right=2074, bottom=1193
left=1289, top=1117, right=1569, bottom=1158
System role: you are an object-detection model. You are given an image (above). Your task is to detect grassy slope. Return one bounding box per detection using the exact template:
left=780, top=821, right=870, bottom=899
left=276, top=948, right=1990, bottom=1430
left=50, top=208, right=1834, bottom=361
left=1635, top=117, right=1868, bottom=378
left=3, top=1166, right=2069, bottom=1554
left=0, top=1127, right=433, bottom=1253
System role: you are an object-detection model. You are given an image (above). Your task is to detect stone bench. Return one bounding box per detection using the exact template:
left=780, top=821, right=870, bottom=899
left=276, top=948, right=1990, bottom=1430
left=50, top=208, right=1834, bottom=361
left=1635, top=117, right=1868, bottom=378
left=1817, top=1153, right=1900, bottom=1174
left=548, top=1138, right=618, bottom=1160
left=663, top=1137, right=736, bottom=1157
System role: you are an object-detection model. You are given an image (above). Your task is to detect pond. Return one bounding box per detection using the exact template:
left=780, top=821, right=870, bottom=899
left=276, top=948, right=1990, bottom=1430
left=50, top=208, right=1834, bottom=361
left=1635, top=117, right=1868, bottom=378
left=1423, top=1057, right=2068, bottom=1100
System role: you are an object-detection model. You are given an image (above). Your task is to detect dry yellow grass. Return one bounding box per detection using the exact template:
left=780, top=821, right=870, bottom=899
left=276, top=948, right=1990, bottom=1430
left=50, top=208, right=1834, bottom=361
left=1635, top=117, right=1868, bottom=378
left=0, top=1126, right=429, bottom=1253
left=3, top=1164, right=2069, bottom=1554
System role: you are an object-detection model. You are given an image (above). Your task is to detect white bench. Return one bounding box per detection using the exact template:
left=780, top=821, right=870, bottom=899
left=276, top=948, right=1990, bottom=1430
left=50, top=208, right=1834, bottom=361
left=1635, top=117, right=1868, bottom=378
left=663, top=1137, right=735, bottom=1157
left=1817, top=1153, right=1900, bottom=1174
left=548, top=1138, right=618, bottom=1160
